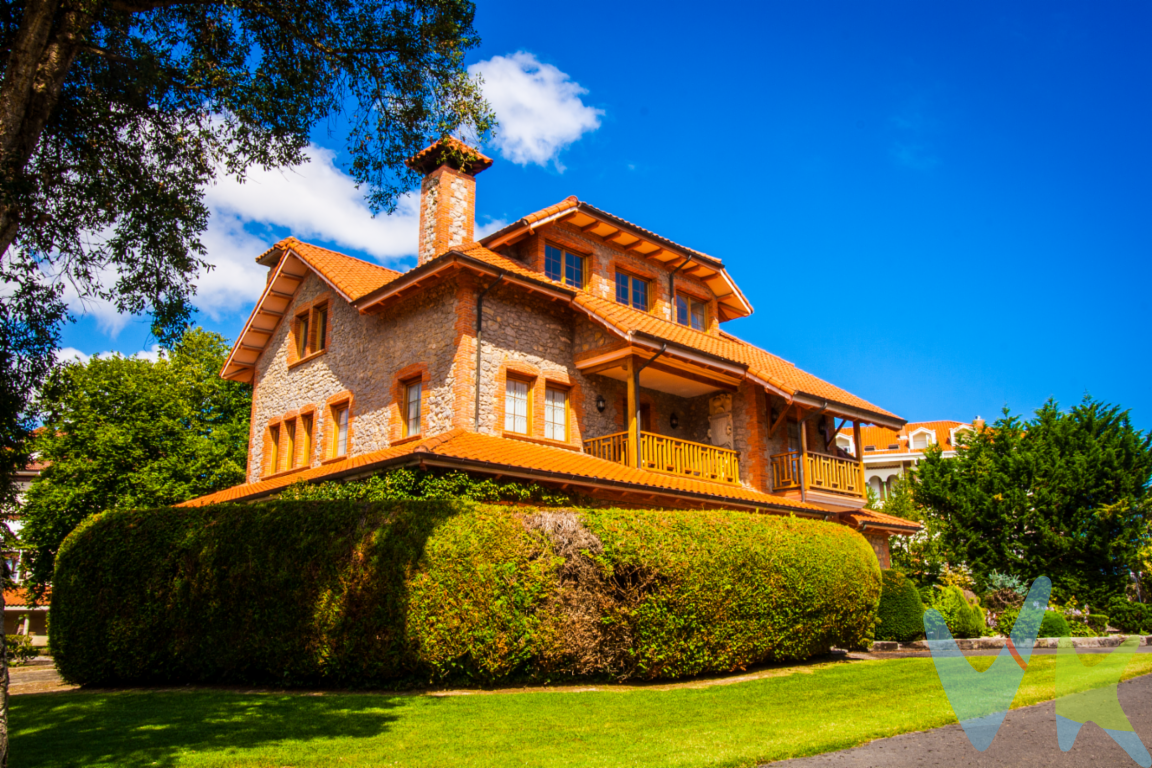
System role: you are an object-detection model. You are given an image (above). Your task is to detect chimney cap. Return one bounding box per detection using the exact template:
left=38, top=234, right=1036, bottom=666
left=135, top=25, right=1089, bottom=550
left=406, top=137, right=493, bottom=176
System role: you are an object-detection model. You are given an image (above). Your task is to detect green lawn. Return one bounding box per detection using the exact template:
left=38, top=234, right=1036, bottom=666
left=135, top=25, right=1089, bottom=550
left=12, top=654, right=1152, bottom=768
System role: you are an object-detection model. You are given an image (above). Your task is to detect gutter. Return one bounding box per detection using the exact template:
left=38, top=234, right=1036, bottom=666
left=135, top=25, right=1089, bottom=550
left=474, top=273, right=505, bottom=430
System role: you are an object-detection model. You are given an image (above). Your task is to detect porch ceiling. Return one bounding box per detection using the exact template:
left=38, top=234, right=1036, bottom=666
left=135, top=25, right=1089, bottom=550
left=578, top=349, right=741, bottom=398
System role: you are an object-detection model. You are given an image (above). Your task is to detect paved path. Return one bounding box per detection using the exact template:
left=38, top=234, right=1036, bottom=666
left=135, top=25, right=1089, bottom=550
left=8, top=658, right=76, bottom=695
left=761, top=672, right=1152, bottom=767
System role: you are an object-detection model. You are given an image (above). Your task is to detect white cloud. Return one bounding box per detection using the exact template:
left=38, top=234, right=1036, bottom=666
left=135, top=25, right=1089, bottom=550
left=54, top=344, right=163, bottom=366
left=469, top=52, right=603, bottom=170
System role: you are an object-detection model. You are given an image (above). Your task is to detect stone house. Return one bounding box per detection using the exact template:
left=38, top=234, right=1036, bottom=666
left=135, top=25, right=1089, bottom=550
left=184, top=139, right=919, bottom=565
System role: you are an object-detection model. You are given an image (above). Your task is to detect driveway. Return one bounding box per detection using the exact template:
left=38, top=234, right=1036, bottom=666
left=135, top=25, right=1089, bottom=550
left=761, top=671, right=1152, bottom=767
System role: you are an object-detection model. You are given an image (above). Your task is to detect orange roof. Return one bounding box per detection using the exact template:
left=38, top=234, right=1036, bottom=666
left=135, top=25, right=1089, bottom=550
left=841, top=420, right=970, bottom=456
left=280, top=237, right=402, bottom=302
left=4, top=586, right=48, bottom=608
left=842, top=507, right=922, bottom=533
left=180, top=429, right=827, bottom=514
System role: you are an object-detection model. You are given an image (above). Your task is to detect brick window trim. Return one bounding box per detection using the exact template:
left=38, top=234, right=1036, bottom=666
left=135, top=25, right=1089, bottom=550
left=322, top=390, right=355, bottom=461
left=390, top=364, right=431, bottom=444
left=261, top=404, right=319, bottom=478
left=495, top=363, right=583, bottom=445
left=287, top=291, right=333, bottom=367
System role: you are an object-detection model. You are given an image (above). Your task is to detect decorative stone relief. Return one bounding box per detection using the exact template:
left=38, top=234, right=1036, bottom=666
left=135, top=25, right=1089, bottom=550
left=707, top=392, right=733, bottom=449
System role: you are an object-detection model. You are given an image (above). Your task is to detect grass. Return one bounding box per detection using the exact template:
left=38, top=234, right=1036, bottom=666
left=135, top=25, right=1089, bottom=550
left=12, top=654, right=1152, bottom=768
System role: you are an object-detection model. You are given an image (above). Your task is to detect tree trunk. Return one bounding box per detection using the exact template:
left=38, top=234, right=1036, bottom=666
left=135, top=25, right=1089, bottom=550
left=0, top=585, right=8, bottom=768
left=0, top=0, right=97, bottom=261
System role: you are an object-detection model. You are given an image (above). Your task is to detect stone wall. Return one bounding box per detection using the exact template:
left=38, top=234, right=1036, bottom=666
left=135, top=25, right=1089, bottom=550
left=247, top=271, right=459, bottom=483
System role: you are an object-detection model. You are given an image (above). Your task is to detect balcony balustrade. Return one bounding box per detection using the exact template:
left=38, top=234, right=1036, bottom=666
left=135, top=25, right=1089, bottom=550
left=770, top=450, right=864, bottom=498
left=584, top=431, right=741, bottom=485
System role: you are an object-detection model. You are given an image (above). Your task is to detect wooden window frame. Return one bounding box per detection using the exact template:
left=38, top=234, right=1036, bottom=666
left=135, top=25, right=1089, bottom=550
left=285, top=418, right=298, bottom=469
left=300, top=413, right=314, bottom=467
left=403, top=378, right=423, bottom=438
left=330, top=403, right=350, bottom=459
left=268, top=423, right=281, bottom=476
left=504, top=375, right=533, bottom=435
left=614, top=270, right=651, bottom=312
left=675, top=291, right=708, bottom=331
left=543, top=384, right=570, bottom=443
left=289, top=297, right=332, bottom=368
left=544, top=243, right=586, bottom=289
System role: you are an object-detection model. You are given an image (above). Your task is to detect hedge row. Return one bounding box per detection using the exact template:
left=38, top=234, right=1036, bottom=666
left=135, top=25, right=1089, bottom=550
left=51, top=501, right=882, bottom=687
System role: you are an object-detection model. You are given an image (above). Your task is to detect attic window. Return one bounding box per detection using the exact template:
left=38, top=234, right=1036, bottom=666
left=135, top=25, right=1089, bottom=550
left=864, top=445, right=876, bottom=451
left=888, top=443, right=899, bottom=450
left=911, top=432, right=932, bottom=450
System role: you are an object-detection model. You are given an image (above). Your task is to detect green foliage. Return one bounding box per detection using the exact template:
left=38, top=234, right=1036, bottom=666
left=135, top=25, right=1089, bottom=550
left=22, top=328, right=250, bottom=594
left=930, top=585, right=986, bottom=639
left=986, top=571, right=1028, bottom=596
left=5, top=634, right=36, bottom=665
left=1086, top=614, right=1109, bottom=633
left=51, top=501, right=881, bottom=687
left=994, top=606, right=1019, bottom=637
left=1108, top=599, right=1152, bottom=633
left=0, top=0, right=495, bottom=521
left=887, top=475, right=950, bottom=588
left=914, top=398, right=1152, bottom=606
left=875, top=570, right=925, bottom=642
left=278, top=468, right=578, bottom=507
left=1038, top=611, right=1070, bottom=638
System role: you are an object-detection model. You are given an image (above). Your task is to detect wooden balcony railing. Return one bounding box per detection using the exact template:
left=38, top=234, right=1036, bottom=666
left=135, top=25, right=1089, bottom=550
left=770, top=450, right=864, bottom=498
left=584, top=431, right=741, bottom=485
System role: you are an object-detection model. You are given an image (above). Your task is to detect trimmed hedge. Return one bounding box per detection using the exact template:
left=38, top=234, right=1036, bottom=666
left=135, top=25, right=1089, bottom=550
left=1039, top=610, right=1070, bottom=638
left=1108, top=599, right=1152, bottom=634
left=875, top=570, right=925, bottom=642
left=51, top=501, right=881, bottom=687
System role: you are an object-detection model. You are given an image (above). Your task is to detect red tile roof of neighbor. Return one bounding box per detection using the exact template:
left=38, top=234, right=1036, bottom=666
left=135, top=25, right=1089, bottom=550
left=179, top=429, right=828, bottom=515
left=4, top=587, right=47, bottom=608
left=842, top=508, right=923, bottom=533
left=841, top=420, right=970, bottom=456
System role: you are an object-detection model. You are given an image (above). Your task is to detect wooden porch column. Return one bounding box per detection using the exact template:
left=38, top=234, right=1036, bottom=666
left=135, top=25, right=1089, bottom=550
left=626, top=355, right=640, bottom=468
left=798, top=408, right=808, bottom=503
left=853, top=420, right=865, bottom=494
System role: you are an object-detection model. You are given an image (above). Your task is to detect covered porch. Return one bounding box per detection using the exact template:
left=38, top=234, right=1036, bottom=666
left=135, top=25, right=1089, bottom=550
left=577, top=344, right=745, bottom=486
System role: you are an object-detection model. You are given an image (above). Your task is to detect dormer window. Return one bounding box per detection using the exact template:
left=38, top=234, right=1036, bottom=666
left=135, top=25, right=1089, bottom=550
left=294, top=302, right=329, bottom=360
left=909, top=428, right=935, bottom=450
left=615, top=271, right=650, bottom=311
left=676, top=293, right=706, bottom=331
left=545, top=244, right=585, bottom=288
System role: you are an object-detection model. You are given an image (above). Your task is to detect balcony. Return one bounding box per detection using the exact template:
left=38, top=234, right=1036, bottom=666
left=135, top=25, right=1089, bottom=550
left=584, top=431, right=741, bottom=485
left=770, top=451, right=864, bottom=498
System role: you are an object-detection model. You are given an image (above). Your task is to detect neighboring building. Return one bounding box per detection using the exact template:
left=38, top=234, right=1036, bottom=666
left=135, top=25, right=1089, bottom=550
left=4, top=455, right=48, bottom=642
left=183, top=138, right=920, bottom=566
left=836, top=419, right=982, bottom=501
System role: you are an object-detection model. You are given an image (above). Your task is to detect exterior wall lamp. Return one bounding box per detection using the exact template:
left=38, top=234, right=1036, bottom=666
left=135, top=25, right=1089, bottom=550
left=596, top=395, right=606, bottom=413
left=670, top=412, right=679, bottom=429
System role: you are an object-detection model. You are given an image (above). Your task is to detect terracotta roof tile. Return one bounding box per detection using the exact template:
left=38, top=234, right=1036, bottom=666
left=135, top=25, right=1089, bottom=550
left=842, top=507, right=922, bottom=532
left=280, top=238, right=402, bottom=301
left=180, top=429, right=827, bottom=514
left=841, top=420, right=970, bottom=456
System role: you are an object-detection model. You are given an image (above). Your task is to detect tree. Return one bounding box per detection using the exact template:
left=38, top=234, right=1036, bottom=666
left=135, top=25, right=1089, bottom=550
left=0, top=0, right=494, bottom=531
left=21, top=327, right=251, bottom=593
left=914, top=398, right=1152, bottom=607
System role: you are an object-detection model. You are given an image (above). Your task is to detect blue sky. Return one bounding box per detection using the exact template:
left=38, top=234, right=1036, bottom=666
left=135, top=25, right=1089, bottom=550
left=60, top=0, right=1152, bottom=430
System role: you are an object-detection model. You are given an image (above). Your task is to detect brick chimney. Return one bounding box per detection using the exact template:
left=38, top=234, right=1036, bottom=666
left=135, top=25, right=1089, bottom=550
left=406, top=138, right=493, bottom=265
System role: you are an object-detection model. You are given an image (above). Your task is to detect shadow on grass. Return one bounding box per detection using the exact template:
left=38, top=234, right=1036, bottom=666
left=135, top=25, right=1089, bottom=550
left=11, top=689, right=420, bottom=768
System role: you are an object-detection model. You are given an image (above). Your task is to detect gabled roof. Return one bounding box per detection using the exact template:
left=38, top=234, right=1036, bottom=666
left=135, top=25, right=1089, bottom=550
left=481, top=197, right=754, bottom=322
left=179, top=429, right=829, bottom=515
left=221, top=239, right=402, bottom=382
left=353, top=241, right=901, bottom=426
left=841, top=420, right=970, bottom=456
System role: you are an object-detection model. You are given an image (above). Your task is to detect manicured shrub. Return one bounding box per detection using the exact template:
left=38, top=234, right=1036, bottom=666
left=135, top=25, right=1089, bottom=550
left=875, top=570, right=924, bottom=642
left=51, top=501, right=881, bottom=687
left=994, top=606, right=1019, bottom=637
left=1086, top=613, right=1110, bottom=633
left=1038, top=611, right=1070, bottom=638
left=1108, top=599, right=1152, bottom=634
left=931, top=585, right=986, bottom=639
